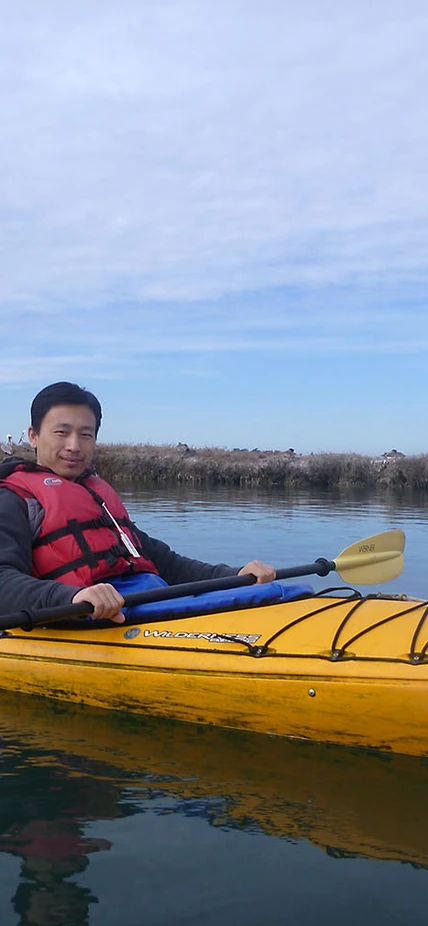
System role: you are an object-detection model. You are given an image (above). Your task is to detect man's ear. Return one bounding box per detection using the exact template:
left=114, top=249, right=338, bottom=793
left=28, top=427, right=38, bottom=450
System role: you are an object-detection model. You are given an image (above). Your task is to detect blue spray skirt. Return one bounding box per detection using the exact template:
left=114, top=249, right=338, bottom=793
left=110, top=573, right=314, bottom=621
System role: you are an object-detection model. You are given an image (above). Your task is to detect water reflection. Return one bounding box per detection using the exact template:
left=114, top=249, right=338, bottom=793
left=13, top=858, right=94, bottom=926
left=1, top=694, right=428, bottom=925
left=118, top=482, right=428, bottom=515
left=0, top=741, right=142, bottom=926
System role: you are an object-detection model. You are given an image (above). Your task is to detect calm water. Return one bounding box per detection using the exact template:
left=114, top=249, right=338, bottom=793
left=1, top=485, right=428, bottom=926
left=122, top=482, right=428, bottom=597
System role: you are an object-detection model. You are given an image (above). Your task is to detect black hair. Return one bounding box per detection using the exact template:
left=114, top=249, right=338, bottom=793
left=30, top=382, right=102, bottom=436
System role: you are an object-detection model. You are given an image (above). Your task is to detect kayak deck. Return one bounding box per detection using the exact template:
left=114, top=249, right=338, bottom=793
left=1, top=591, right=428, bottom=755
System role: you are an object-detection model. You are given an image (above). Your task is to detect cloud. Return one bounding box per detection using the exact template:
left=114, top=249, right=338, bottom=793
left=0, top=0, right=427, bottom=394
left=1, top=1, right=427, bottom=313
left=0, top=354, right=119, bottom=383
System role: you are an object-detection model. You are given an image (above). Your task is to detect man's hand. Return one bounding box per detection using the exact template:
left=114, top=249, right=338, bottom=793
left=72, top=584, right=126, bottom=623
left=237, top=561, right=276, bottom=584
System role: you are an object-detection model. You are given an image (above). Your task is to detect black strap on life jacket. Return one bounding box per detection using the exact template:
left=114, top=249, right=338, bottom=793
left=38, top=543, right=126, bottom=580
left=33, top=514, right=132, bottom=547
left=36, top=516, right=138, bottom=579
left=33, top=517, right=104, bottom=547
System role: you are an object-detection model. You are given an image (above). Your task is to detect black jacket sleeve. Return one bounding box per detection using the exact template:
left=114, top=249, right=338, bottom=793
left=133, top=527, right=240, bottom=585
left=0, top=489, right=82, bottom=615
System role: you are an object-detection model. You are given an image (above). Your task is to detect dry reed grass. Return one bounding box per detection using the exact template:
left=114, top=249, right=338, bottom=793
left=2, top=443, right=427, bottom=490
left=93, top=444, right=428, bottom=490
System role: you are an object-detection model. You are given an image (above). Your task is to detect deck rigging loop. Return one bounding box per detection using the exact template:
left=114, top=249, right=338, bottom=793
left=312, top=587, right=362, bottom=598
left=235, top=592, right=428, bottom=665
left=409, top=603, right=428, bottom=664
left=208, top=633, right=264, bottom=655
left=261, top=594, right=361, bottom=655
left=336, top=596, right=428, bottom=664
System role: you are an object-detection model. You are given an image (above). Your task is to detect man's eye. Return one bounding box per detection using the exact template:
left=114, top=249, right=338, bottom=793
left=55, top=430, right=66, bottom=436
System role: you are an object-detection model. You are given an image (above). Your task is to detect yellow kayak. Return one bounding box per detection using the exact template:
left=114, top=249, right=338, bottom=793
left=1, top=588, right=427, bottom=756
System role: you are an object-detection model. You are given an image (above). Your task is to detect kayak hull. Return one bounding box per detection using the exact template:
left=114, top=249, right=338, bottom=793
left=1, top=592, right=428, bottom=755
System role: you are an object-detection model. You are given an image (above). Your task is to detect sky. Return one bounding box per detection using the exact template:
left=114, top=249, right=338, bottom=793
left=1, top=0, right=427, bottom=455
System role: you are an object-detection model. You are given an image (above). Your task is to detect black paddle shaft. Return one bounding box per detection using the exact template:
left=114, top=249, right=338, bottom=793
left=0, top=558, right=336, bottom=631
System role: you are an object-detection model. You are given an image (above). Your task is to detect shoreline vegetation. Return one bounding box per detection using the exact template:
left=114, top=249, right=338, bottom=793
left=2, top=442, right=428, bottom=489
left=93, top=443, right=428, bottom=490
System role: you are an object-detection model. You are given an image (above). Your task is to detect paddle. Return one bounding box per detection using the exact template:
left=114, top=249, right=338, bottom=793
left=0, top=529, right=405, bottom=632
left=0, top=529, right=405, bottom=630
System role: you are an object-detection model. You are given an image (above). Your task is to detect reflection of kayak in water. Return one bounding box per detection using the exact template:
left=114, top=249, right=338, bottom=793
left=1, top=590, right=428, bottom=755
left=1, top=691, right=428, bottom=870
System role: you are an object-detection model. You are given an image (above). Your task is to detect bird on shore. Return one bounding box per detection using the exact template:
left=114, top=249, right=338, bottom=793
left=0, top=434, right=13, bottom=455
left=18, top=429, right=32, bottom=450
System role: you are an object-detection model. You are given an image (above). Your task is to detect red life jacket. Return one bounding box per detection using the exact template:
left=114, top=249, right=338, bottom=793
left=1, top=464, right=159, bottom=587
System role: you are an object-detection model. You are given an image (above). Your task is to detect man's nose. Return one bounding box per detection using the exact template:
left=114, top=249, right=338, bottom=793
left=65, top=432, right=80, bottom=451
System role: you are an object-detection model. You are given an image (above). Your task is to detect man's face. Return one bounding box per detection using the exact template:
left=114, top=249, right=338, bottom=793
left=28, top=404, right=97, bottom=480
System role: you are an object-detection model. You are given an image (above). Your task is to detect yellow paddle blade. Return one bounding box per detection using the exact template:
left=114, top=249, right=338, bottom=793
left=333, top=529, right=405, bottom=585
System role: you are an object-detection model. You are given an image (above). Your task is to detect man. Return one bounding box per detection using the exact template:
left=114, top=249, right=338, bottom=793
left=0, top=382, right=275, bottom=622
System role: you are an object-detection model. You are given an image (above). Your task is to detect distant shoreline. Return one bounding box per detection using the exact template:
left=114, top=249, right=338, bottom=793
left=92, top=443, right=428, bottom=490
left=2, top=443, right=426, bottom=489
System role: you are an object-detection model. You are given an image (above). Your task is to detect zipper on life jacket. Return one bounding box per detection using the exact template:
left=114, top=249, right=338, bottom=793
left=101, top=502, right=141, bottom=559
